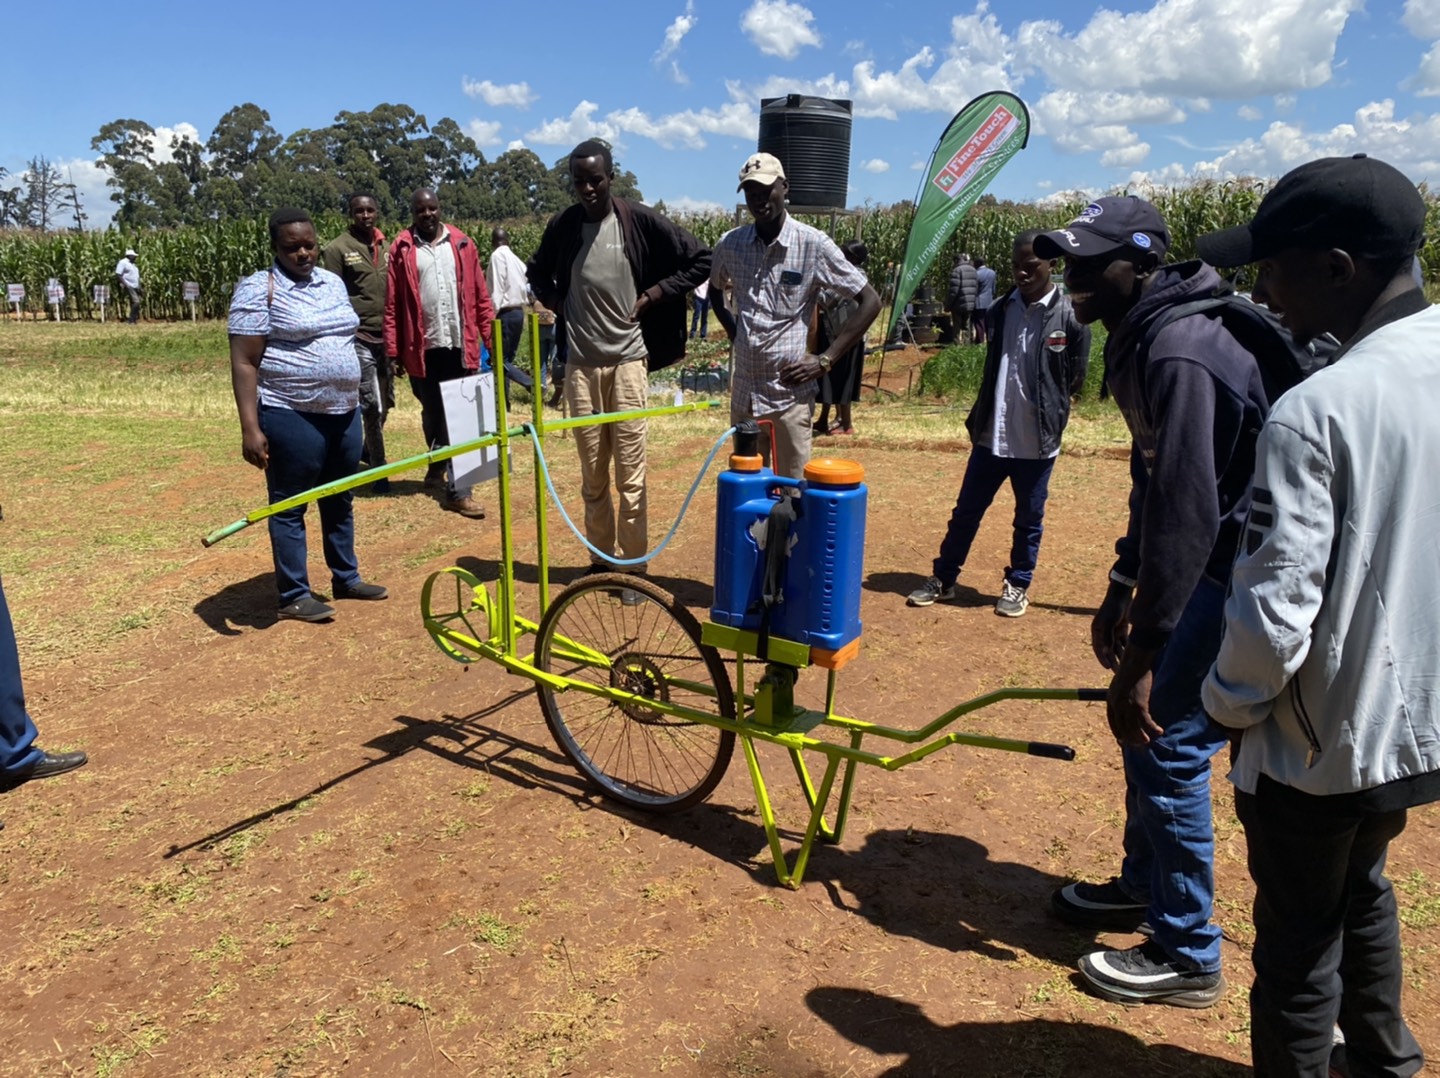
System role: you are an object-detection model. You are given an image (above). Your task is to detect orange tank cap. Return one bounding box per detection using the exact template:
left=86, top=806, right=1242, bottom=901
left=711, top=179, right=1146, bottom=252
left=803, top=457, right=864, bottom=486
left=729, top=453, right=764, bottom=472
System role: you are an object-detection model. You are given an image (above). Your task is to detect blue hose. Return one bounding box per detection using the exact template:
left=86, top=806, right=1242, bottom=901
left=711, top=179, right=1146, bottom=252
left=525, top=424, right=737, bottom=568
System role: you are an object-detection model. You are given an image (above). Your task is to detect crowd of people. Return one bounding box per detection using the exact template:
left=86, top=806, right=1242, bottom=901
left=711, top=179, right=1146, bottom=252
left=6, top=145, right=1439, bottom=1078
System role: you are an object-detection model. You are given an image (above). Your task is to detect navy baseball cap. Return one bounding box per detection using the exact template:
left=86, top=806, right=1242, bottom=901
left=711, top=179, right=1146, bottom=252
left=1033, top=196, right=1171, bottom=261
left=1197, top=154, right=1425, bottom=266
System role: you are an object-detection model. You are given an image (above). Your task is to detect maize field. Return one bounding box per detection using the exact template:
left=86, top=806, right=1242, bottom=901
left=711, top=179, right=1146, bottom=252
left=2, top=179, right=1435, bottom=321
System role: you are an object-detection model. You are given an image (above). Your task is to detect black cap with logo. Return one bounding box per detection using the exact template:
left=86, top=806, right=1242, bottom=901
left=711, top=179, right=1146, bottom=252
left=1033, top=196, right=1171, bottom=261
left=1197, top=154, right=1425, bottom=267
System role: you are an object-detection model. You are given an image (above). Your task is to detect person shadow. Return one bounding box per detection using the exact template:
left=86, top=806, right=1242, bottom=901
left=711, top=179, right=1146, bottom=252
left=806, top=985, right=1251, bottom=1077
left=193, top=572, right=280, bottom=634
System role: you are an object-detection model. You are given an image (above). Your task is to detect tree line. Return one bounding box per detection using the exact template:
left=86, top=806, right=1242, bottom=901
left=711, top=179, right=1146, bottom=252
left=42, top=102, right=641, bottom=230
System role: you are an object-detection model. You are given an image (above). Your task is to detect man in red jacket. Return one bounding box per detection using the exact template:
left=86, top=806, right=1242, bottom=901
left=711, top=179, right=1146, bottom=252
left=384, top=188, right=495, bottom=518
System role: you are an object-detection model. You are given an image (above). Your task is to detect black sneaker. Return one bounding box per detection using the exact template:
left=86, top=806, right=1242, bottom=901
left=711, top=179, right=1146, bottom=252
left=331, top=580, right=388, bottom=601
left=995, top=580, right=1030, bottom=617
left=278, top=597, right=335, bottom=622
left=1052, top=877, right=1149, bottom=931
left=906, top=575, right=955, bottom=607
left=1077, top=939, right=1225, bottom=1008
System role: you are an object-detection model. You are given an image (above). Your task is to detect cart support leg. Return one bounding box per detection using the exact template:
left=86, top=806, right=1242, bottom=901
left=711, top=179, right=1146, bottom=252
left=743, top=733, right=845, bottom=890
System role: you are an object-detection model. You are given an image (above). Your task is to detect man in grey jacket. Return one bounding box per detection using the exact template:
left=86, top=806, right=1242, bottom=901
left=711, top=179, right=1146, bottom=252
left=1199, top=154, right=1439, bottom=1078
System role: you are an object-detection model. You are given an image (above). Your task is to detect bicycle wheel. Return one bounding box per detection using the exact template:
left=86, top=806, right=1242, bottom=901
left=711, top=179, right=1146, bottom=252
left=534, top=573, right=736, bottom=813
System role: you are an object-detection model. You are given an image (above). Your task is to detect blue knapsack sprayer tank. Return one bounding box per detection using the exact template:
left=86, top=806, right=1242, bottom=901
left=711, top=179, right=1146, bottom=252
left=711, top=421, right=867, bottom=722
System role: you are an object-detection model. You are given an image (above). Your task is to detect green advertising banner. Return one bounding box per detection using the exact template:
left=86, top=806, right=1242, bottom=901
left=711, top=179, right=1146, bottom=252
left=886, top=92, right=1031, bottom=338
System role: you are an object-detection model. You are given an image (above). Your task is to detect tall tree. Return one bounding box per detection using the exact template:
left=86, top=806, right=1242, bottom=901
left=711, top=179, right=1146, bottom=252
left=20, top=157, right=73, bottom=231
left=91, top=118, right=162, bottom=227
left=206, top=104, right=281, bottom=215
left=0, top=166, right=23, bottom=228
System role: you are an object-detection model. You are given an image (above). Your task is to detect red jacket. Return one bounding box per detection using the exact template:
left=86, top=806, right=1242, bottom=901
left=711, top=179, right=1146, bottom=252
left=384, top=224, right=495, bottom=377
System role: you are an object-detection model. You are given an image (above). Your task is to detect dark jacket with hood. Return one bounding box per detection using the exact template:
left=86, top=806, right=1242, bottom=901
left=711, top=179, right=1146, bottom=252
left=527, top=198, right=711, bottom=370
left=965, top=286, right=1090, bottom=457
left=1105, top=260, right=1269, bottom=648
left=947, top=259, right=978, bottom=312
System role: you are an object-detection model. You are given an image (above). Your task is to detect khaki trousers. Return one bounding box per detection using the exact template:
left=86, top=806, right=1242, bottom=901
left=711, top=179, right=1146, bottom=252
left=731, top=397, right=813, bottom=482
left=566, top=359, right=649, bottom=565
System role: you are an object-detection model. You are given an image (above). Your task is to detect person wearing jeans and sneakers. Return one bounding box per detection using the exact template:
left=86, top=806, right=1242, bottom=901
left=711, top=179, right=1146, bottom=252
left=907, top=230, right=1088, bottom=617
left=1035, top=196, right=1271, bottom=1008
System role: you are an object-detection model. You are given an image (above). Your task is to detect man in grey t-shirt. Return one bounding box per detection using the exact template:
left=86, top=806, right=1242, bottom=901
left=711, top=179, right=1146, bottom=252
left=528, top=140, right=710, bottom=582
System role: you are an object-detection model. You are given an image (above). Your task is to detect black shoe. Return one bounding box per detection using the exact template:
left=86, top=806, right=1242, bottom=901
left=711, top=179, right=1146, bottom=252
left=278, top=597, right=335, bottom=622
left=331, top=580, right=388, bottom=601
left=370, top=477, right=392, bottom=494
left=1, top=749, right=88, bottom=791
left=1052, top=877, right=1149, bottom=931
left=1077, top=939, right=1225, bottom=1008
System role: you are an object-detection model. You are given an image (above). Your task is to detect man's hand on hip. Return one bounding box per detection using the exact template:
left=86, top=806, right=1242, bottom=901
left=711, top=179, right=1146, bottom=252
left=779, top=353, right=827, bottom=386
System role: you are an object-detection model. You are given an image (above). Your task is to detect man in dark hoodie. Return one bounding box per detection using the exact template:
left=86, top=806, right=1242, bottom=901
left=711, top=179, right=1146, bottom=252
left=1034, top=197, right=1269, bottom=1008
left=527, top=140, right=710, bottom=579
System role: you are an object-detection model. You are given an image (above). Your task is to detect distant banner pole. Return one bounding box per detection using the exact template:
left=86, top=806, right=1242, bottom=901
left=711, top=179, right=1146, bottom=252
left=886, top=91, right=1030, bottom=339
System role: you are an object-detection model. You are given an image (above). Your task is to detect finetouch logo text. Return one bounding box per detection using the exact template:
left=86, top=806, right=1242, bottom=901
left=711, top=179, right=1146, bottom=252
left=932, top=105, right=1020, bottom=199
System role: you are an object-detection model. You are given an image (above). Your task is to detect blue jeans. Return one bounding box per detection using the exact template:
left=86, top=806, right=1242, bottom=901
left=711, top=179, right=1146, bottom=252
left=0, top=577, right=42, bottom=777
left=1237, top=779, right=1423, bottom=1078
left=1118, top=576, right=1230, bottom=973
left=497, top=308, right=533, bottom=391
left=260, top=404, right=363, bottom=606
left=932, top=445, right=1055, bottom=588
left=691, top=296, right=709, bottom=338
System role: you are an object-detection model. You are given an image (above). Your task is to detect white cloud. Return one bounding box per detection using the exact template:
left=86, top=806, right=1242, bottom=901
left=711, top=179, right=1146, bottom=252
left=461, top=78, right=537, bottom=108
left=1404, top=0, right=1440, bottom=40
left=1275, top=94, right=1298, bottom=112
left=1238, top=104, right=1264, bottom=121
left=528, top=99, right=756, bottom=151
left=464, top=120, right=503, bottom=147
left=1100, top=142, right=1152, bottom=168
left=1131, top=98, right=1440, bottom=186
left=1032, top=90, right=1185, bottom=134
left=1022, top=0, right=1360, bottom=98
left=741, top=0, right=821, bottom=60
left=860, top=158, right=890, bottom=173
left=732, top=74, right=852, bottom=106
left=1408, top=42, right=1440, bottom=96
left=665, top=195, right=726, bottom=214
left=655, top=1, right=697, bottom=83
left=1050, top=122, right=1149, bottom=161
left=525, top=101, right=622, bottom=147
left=506, top=139, right=527, bottom=152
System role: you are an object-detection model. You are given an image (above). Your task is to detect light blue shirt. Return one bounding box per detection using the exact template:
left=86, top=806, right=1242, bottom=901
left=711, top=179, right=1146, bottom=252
left=228, top=265, right=360, bottom=414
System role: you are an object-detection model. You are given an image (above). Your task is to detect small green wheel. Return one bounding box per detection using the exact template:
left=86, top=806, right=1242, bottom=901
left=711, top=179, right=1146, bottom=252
left=534, top=572, right=736, bottom=813
left=420, top=567, right=495, bottom=663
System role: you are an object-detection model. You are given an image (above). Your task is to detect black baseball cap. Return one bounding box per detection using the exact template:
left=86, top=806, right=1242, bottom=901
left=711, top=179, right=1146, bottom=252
left=1197, top=154, right=1425, bottom=266
left=1033, top=196, right=1171, bottom=261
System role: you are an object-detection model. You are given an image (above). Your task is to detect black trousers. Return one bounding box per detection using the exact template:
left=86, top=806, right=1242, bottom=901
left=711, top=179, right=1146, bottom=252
left=408, top=348, right=471, bottom=496
left=1235, top=775, right=1424, bottom=1078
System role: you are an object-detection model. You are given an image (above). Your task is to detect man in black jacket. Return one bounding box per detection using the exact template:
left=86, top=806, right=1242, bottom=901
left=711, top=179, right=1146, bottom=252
left=908, top=230, right=1088, bottom=617
left=1035, top=196, right=1270, bottom=1009
left=946, top=254, right=978, bottom=344
left=527, top=140, right=710, bottom=579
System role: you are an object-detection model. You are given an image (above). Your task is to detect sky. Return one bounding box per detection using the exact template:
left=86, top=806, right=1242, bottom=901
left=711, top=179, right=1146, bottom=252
left=7, top=0, right=1440, bottom=227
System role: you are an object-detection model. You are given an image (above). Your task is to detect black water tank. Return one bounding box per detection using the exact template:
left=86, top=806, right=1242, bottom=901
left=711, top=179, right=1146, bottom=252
left=758, top=96, right=852, bottom=209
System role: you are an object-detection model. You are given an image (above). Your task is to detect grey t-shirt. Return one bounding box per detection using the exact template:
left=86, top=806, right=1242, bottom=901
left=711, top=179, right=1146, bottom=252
left=564, top=211, right=647, bottom=367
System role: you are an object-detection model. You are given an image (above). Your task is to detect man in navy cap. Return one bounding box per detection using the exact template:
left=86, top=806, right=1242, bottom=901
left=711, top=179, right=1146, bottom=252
left=1199, top=155, right=1438, bottom=1078
left=1034, top=196, right=1272, bottom=1008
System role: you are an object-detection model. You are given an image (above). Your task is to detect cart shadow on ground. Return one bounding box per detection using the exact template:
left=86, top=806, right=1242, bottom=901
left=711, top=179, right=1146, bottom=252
left=865, top=570, right=1102, bottom=618
left=806, top=985, right=1251, bottom=1077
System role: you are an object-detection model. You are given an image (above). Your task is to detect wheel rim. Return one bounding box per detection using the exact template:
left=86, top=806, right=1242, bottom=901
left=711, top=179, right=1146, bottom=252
left=537, top=577, right=733, bottom=810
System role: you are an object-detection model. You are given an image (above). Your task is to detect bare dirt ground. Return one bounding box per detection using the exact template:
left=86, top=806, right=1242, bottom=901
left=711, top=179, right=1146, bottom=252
left=3, top=346, right=1439, bottom=1077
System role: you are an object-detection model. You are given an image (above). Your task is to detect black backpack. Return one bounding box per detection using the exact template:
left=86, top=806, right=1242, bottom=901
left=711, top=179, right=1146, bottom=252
left=1134, top=292, right=1339, bottom=405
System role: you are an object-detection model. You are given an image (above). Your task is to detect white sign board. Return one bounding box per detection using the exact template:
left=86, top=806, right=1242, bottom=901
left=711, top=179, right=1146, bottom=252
left=6, top=283, right=23, bottom=303
left=182, top=281, right=201, bottom=301
left=440, top=371, right=506, bottom=490
left=93, top=284, right=110, bottom=304
left=46, top=282, right=65, bottom=303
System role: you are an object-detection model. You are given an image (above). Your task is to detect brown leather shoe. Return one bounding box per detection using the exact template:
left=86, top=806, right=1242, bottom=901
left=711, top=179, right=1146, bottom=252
left=441, top=494, right=487, bottom=519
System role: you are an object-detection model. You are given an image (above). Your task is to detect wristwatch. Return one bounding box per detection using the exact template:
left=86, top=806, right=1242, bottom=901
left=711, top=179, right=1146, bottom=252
left=816, top=353, right=833, bottom=372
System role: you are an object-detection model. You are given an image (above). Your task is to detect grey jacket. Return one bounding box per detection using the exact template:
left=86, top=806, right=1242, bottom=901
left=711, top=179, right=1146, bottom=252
left=1202, top=293, right=1440, bottom=803
left=946, top=260, right=977, bottom=312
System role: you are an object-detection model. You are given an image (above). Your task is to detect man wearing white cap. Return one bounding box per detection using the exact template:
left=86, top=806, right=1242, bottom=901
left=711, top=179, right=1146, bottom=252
left=711, top=152, right=880, bottom=478
left=115, top=248, right=141, bottom=323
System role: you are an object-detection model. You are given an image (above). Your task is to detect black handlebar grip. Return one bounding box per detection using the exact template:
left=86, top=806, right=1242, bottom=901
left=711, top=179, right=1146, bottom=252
left=1028, top=742, right=1077, bottom=761
left=1076, top=688, right=1108, bottom=702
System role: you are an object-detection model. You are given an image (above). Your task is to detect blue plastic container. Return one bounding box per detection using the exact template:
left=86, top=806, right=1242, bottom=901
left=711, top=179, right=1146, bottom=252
left=710, top=454, right=867, bottom=655
left=771, top=463, right=867, bottom=651
left=711, top=464, right=777, bottom=629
